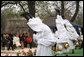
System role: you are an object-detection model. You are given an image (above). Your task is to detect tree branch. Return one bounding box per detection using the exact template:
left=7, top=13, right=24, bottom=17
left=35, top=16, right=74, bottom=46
left=1, top=2, right=16, bottom=8
left=61, top=1, right=65, bottom=19
left=70, top=1, right=79, bottom=22
left=65, top=2, right=75, bottom=13
left=28, top=1, right=35, bottom=17
left=18, top=2, right=26, bottom=12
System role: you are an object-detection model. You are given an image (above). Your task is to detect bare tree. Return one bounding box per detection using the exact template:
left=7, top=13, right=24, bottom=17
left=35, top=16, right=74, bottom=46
left=61, top=1, right=65, bottom=19
left=27, top=1, right=35, bottom=38
left=70, top=1, right=79, bottom=22
left=28, top=1, right=35, bottom=17
left=60, top=1, right=80, bottom=22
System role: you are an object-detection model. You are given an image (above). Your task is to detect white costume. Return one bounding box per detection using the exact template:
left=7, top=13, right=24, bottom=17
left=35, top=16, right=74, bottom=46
left=64, top=19, right=79, bottom=41
left=54, top=15, right=74, bottom=54
left=13, top=36, right=21, bottom=47
left=64, top=19, right=79, bottom=49
left=27, top=17, right=57, bottom=56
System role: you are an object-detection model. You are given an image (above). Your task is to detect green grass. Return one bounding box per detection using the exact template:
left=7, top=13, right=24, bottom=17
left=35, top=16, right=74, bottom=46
left=52, top=48, right=83, bottom=56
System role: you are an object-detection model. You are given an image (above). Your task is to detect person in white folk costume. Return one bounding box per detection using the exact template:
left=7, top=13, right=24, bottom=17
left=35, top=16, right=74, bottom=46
left=53, top=9, right=79, bottom=55
left=54, top=15, right=72, bottom=55
left=64, top=19, right=79, bottom=41
left=64, top=19, right=80, bottom=53
left=21, top=12, right=57, bottom=56
left=61, top=12, right=79, bottom=53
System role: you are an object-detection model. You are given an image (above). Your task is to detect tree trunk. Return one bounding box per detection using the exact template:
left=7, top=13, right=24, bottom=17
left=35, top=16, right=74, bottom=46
left=70, top=1, right=79, bottom=22
left=28, top=1, right=35, bottom=17
left=61, top=1, right=65, bottom=19
left=27, top=1, right=35, bottom=38
left=28, top=1, right=36, bottom=47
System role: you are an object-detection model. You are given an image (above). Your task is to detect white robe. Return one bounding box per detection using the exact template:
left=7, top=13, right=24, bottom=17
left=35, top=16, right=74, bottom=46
left=64, top=19, right=80, bottom=49
left=64, top=19, right=79, bottom=40
left=54, top=15, right=74, bottom=54
left=27, top=17, right=57, bottom=56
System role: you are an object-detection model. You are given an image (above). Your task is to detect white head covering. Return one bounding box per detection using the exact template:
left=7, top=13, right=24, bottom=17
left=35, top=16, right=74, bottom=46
left=27, top=17, right=43, bottom=32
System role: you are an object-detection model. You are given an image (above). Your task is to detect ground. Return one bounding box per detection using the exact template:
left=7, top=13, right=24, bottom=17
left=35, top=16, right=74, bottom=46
left=1, top=48, right=36, bottom=56
left=52, top=47, right=83, bottom=56
left=1, top=47, right=83, bottom=56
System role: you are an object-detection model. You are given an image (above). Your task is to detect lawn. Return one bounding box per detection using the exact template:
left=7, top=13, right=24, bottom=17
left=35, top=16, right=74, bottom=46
left=52, top=48, right=83, bottom=56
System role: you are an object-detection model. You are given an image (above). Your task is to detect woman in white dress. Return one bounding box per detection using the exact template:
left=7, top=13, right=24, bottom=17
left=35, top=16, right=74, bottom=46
left=13, top=33, right=21, bottom=49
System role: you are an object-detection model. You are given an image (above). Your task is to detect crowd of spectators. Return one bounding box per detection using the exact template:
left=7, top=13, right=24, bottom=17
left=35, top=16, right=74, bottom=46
left=1, top=32, right=33, bottom=50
